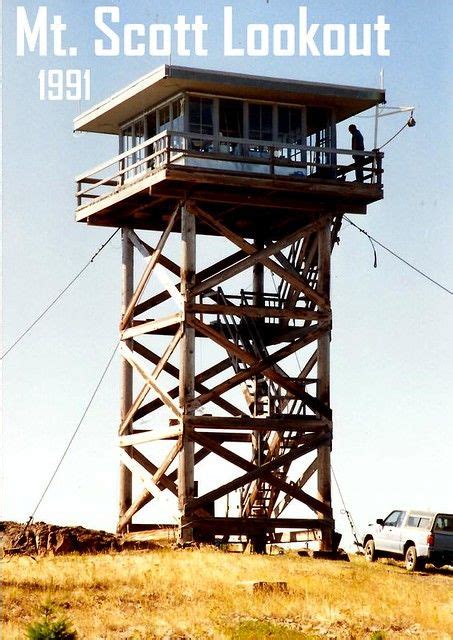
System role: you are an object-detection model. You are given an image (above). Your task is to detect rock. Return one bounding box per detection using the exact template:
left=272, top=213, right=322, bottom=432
left=0, top=520, right=160, bottom=556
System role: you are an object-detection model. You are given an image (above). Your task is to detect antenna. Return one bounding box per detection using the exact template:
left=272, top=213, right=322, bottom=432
left=374, top=68, right=385, bottom=148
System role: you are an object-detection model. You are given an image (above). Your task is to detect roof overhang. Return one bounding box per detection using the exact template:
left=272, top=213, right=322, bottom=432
left=74, top=64, right=385, bottom=135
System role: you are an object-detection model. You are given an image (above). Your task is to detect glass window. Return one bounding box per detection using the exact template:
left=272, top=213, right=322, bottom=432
left=171, top=98, right=184, bottom=133
left=249, top=103, right=273, bottom=141
left=418, top=517, right=431, bottom=529
left=219, top=99, right=243, bottom=138
left=278, top=106, right=303, bottom=143
left=434, top=515, right=453, bottom=531
left=158, top=105, right=170, bottom=132
left=384, top=510, right=404, bottom=527
left=188, top=97, right=213, bottom=135
left=407, top=516, right=420, bottom=527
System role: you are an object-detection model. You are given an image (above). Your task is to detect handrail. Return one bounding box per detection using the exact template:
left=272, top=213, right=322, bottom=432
left=76, top=129, right=383, bottom=208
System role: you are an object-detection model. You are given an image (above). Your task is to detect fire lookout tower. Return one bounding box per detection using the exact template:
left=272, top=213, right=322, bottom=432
left=75, top=65, right=384, bottom=551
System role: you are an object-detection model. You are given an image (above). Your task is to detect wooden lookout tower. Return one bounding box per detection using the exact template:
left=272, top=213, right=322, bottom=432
left=75, top=65, right=384, bottom=551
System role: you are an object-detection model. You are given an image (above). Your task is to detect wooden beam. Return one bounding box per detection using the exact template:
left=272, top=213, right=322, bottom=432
left=187, top=433, right=326, bottom=511
left=121, top=204, right=180, bottom=329
left=119, top=425, right=182, bottom=447
left=187, top=302, right=328, bottom=322
left=131, top=448, right=179, bottom=495
left=186, top=517, right=332, bottom=535
left=316, top=221, right=333, bottom=549
left=121, top=312, right=182, bottom=340
left=133, top=343, right=243, bottom=418
left=189, top=202, right=329, bottom=309
left=188, top=316, right=331, bottom=419
left=134, top=249, right=245, bottom=317
left=273, top=459, right=318, bottom=517
left=119, top=327, right=183, bottom=435
left=190, top=430, right=330, bottom=516
left=119, top=450, right=164, bottom=499
left=120, top=343, right=182, bottom=419
left=185, top=415, right=327, bottom=431
left=178, top=204, right=196, bottom=542
left=119, top=228, right=134, bottom=523
left=191, top=218, right=329, bottom=298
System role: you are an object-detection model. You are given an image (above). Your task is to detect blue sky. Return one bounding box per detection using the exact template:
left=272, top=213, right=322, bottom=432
left=2, top=1, right=452, bottom=544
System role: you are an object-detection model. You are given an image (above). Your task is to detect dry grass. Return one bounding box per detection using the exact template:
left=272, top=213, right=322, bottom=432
left=2, top=549, right=452, bottom=639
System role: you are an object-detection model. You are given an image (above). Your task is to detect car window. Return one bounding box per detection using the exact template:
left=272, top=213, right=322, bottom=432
left=418, top=517, right=431, bottom=528
left=434, top=515, right=453, bottom=531
left=407, top=515, right=431, bottom=528
left=384, top=510, right=404, bottom=527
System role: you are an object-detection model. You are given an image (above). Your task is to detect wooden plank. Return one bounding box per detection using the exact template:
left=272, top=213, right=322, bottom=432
left=133, top=342, right=243, bottom=418
left=134, top=249, right=245, bottom=317
left=191, top=217, right=330, bottom=298
left=152, top=440, right=182, bottom=487
left=187, top=433, right=326, bottom=510
left=273, top=459, right=318, bottom=518
left=119, top=425, right=182, bottom=447
left=189, top=202, right=329, bottom=309
left=119, top=383, right=150, bottom=437
left=186, top=516, right=332, bottom=534
left=119, top=450, right=164, bottom=499
left=186, top=415, right=327, bottom=431
left=120, top=343, right=182, bottom=419
left=121, top=204, right=180, bottom=329
left=128, top=229, right=181, bottom=276
left=187, top=302, right=328, bottom=321
left=119, top=328, right=183, bottom=435
left=121, top=312, right=182, bottom=340
left=154, top=263, right=183, bottom=309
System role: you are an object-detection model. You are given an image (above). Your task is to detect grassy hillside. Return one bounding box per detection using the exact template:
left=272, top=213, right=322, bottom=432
left=2, top=549, right=452, bottom=639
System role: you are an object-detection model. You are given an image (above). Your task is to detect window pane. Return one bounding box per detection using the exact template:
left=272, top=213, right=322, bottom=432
left=219, top=99, right=243, bottom=138
left=278, top=106, right=302, bottom=143
left=158, top=105, right=170, bottom=132
left=249, top=103, right=273, bottom=141
left=189, top=97, right=213, bottom=135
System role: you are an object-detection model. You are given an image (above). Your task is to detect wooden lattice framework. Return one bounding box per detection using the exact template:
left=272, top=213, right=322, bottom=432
left=116, top=200, right=344, bottom=550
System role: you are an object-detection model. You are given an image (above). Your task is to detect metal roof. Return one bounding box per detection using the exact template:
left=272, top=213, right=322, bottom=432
left=74, top=64, right=385, bottom=135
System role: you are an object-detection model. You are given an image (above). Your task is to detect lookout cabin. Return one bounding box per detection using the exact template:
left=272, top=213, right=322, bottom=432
left=74, top=65, right=384, bottom=235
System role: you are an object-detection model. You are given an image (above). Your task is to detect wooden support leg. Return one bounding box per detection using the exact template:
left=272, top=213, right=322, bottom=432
left=316, top=222, right=333, bottom=551
left=119, top=228, right=133, bottom=530
left=178, top=205, right=196, bottom=543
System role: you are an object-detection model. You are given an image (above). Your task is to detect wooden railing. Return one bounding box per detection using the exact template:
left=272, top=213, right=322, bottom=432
left=76, top=130, right=383, bottom=208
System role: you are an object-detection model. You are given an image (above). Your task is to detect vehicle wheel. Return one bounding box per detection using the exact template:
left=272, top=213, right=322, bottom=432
left=364, top=539, right=377, bottom=562
left=405, top=545, right=426, bottom=572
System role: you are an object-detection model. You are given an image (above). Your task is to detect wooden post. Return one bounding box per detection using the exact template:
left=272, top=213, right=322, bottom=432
left=178, top=204, right=196, bottom=543
left=316, top=221, right=333, bottom=551
left=119, top=228, right=133, bottom=529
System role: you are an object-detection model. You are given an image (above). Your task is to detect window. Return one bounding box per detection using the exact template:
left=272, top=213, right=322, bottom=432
left=434, top=515, right=453, bottom=531
left=249, top=103, right=273, bottom=141
left=188, top=97, right=213, bottom=151
left=219, top=99, right=243, bottom=138
left=384, top=510, right=404, bottom=527
left=188, top=97, right=213, bottom=135
left=120, top=117, right=146, bottom=179
left=278, top=106, right=303, bottom=143
left=158, top=105, right=170, bottom=132
left=172, top=98, right=184, bottom=131
left=418, top=517, right=431, bottom=528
